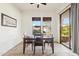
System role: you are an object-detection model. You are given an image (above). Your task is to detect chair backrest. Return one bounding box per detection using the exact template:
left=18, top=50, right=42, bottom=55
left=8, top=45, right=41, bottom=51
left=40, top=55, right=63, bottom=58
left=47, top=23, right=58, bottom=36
left=34, top=34, right=43, bottom=38
left=34, top=34, right=43, bottom=46
left=34, top=34, right=43, bottom=42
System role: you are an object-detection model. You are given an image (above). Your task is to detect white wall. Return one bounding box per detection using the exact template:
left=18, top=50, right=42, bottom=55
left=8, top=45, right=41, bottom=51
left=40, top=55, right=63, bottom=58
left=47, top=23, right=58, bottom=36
left=22, top=10, right=60, bottom=42
left=0, top=4, right=22, bottom=55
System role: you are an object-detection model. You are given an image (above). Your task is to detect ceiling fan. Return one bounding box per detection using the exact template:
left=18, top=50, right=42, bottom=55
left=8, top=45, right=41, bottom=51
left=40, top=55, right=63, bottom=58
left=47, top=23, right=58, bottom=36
left=30, top=3, right=47, bottom=8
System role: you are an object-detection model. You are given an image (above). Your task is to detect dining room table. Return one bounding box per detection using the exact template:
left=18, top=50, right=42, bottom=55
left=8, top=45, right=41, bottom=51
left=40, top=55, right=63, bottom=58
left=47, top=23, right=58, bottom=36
left=23, top=36, right=54, bottom=54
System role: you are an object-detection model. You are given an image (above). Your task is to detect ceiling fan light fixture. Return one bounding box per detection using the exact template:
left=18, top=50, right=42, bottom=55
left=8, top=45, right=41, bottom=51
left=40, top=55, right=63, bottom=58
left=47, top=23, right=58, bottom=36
left=30, top=3, right=47, bottom=8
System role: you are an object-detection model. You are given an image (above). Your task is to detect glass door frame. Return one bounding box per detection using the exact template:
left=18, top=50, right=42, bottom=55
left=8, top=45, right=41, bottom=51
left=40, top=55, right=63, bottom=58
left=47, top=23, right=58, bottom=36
left=60, top=8, right=71, bottom=49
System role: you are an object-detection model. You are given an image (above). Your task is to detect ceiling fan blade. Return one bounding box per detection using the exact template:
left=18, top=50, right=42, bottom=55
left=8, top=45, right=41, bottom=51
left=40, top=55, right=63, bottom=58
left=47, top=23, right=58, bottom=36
left=30, top=3, right=34, bottom=4
left=41, top=3, right=47, bottom=5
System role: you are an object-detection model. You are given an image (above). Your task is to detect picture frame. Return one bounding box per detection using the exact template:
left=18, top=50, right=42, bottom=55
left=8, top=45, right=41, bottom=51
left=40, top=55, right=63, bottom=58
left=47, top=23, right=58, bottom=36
left=1, top=13, right=17, bottom=27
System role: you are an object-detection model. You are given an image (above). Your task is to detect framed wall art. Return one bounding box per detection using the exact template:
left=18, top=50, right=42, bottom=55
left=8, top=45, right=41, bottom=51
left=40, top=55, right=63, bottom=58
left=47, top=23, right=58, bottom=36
left=1, top=13, right=17, bottom=27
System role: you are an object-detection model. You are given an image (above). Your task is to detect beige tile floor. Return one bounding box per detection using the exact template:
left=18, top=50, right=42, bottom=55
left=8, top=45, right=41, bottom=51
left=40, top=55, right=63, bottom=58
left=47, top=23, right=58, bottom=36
left=3, top=42, right=78, bottom=56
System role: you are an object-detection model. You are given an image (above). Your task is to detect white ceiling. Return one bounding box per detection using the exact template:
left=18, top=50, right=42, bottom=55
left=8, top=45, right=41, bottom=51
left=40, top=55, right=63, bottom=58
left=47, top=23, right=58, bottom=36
left=14, top=3, right=70, bottom=12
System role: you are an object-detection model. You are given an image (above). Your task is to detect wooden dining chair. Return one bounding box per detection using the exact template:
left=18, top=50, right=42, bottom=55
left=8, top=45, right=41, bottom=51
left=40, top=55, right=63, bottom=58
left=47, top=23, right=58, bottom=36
left=33, top=34, right=44, bottom=54
left=23, top=37, right=34, bottom=54
left=43, top=34, right=54, bottom=53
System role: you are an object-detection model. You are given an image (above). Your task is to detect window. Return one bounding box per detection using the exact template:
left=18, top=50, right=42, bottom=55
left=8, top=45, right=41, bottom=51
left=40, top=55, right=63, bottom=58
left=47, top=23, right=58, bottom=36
left=32, top=17, right=52, bottom=36
left=42, top=17, right=51, bottom=37
left=32, top=17, right=41, bottom=34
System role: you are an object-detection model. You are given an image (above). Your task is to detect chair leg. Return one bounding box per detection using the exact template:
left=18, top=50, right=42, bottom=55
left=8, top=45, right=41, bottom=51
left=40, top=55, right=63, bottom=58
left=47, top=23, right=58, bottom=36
left=44, top=43, right=45, bottom=50
left=32, top=43, right=33, bottom=51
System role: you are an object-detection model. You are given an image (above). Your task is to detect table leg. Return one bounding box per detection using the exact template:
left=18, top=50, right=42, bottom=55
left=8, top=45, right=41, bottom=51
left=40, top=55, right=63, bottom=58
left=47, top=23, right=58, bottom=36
left=23, top=40, right=25, bottom=54
left=42, top=46, right=44, bottom=54
left=52, top=42, right=54, bottom=53
left=33, top=45, right=35, bottom=55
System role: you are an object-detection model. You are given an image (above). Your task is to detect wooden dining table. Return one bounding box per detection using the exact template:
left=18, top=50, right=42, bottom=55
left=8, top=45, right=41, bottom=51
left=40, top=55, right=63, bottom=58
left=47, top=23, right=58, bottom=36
left=23, top=37, right=54, bottom=54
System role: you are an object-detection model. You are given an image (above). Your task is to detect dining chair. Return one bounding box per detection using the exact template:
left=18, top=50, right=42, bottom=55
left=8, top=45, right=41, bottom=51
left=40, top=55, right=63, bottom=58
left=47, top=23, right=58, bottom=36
left=44, top=34, right=53, bottom=50
left=23, top=36, right=34, bottom=54
left=33, top=34, right=44, bottom=54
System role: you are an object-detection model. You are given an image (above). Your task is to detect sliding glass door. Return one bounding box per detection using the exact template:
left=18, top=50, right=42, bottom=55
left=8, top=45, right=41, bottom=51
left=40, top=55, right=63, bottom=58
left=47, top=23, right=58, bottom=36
left=60, top=8, right=71, bottom=49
